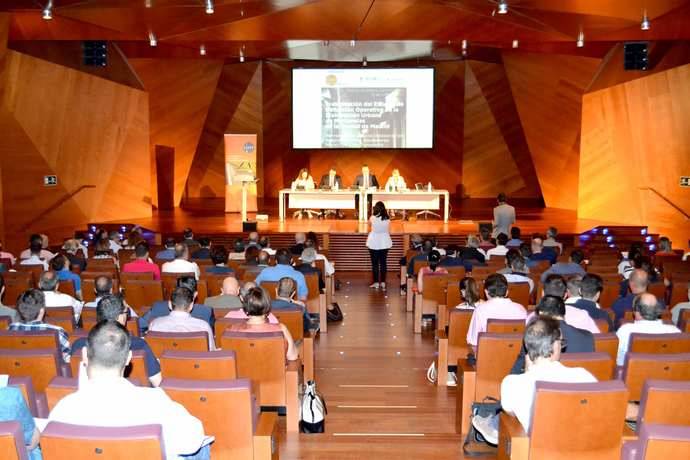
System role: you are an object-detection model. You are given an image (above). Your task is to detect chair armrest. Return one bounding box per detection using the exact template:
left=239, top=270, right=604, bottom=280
left=406, top=278, right=414, bottom=312
left=622, top=424, right=637, bottom=441
left=285, top=359, right=301, bottom=433
left=253, top=412, right=279, bottom=460
left=456, top=358, right=476, bottom=435
left=498, top=412, right=528, bottom=460
left=319, top=293, right=328, bottom=334
left=437, top=333, right=448, bottom=387
left=302, top=335, right=315, bottom=383
left=413, top=292, right=423, bottom=334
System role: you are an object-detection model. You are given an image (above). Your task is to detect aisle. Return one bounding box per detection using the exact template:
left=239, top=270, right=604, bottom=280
left=279, top=273, right=466, bottom=459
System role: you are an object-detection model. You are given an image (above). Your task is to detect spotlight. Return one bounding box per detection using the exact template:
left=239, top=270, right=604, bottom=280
left=200, top=44, right=206, bottom=56
left=641, top=11, right=650, bottom=30
left=606, top=236, right=614, bottom=243
left=42, top=1, right=53, bottom=20
left=239, top=50, right=245, bottom=62
left=350, top=39, right=356, bottom=47
left=645, top=236, right=652, bottom=243
left=205, top=0, right=214, bottom=14
left=461, top=39, right=468, bottom=57
left=648, top=244, right=656, bottom=251
left=576, top=30, right=584, bottom=48
left=362, top=56, right=367, bottom=67
left=512, top=39, right=519, bottom=48
left=498, top=0, right=508, bottom=14
left=641, top=228, right=648, bottom=235
left=149, top=32, right=157, bottom=47
left=145, top=0, right=152, bottom=7
left=602, top=228, right=609, bottom=235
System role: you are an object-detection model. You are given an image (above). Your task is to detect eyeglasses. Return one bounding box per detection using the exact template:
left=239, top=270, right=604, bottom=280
left=558, top=336, right=568, bottom=350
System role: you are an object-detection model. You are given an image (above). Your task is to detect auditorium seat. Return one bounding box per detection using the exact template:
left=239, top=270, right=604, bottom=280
left=456, top=332, right=522, bottom=434
left=629, top=333, right=690, bottom=354
left=159, top=350, right=237, bottom=380
left=57, top=280, right=77, bottom=299
left=593, top=333, right=620, bottom=362
left=70, top=349, right=149, bottom=384
left=120, top=280, right=163, bottom=315
left=593, top=318, right=611, bottom=333
left=1, top=273, right=33, bottom=307
left=200, top=273, right=227, bottom=298
left=0, top=421, right=27, bottom=460
left=599, top=282, right=622, bottom=309
left=41, top=422, right=165, bottom=460
left=43, top=306, right=76, bottom=333
left=622, top=353, right=690, bottom=401
left=303, top=272, right=327, bottom=333
left=81, top=317, right=139, bottom=337
left=414, top=274, right=448, bottom=333
left=445, top=282, right=461, bottom=314
left=0, top=348, right=64, bottom=393
left=436, top=309, right=473, bottom=387
left=260, top=281, right=279, bottom=300
left=145, top=331, right=209, bottom=357
left=162, top=378, right=278, bottom=459
left=637, top=380, right=690, bottom=429
left=8, top=376, right=39, bottom=418
left=560, top=352, right=615, bottom=381
left=507, top=282, right=531, bottom=309
left=45, top=376, right=79, bottom=412
left=621, top=424, right=690, bottom=460
left=487, top=319, right=526, bottom=334
left=0, top=330, right=59, bottom=350
left=221, top=329, right=301, bottom=432
left=0, top=315, right=12, bottom=329
left=498, top=381, right=628, bottom=460
left=273, top=307, right=315, bottom=382
left=213, top=318, right=244, bottom=348
left=161, top=273, right=195, bottom=299
left=120, top=272, right=154, bottom=283
left=81, top=277, right=120, bottom=303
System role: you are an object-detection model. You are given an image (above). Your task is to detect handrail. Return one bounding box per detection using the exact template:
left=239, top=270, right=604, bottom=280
left=19, top=185, right=97, bottom=232
left=639, top=187, right=690, bottom=220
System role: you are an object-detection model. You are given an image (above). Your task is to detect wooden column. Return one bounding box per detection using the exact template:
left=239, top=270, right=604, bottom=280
left=155, top=145, right=175, bottom=210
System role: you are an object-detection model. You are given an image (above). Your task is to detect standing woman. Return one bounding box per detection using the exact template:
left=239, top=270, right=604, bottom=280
left=366, top=201, right=393, bottom=290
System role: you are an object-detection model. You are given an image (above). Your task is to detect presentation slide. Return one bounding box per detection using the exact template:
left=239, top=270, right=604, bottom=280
left=292, top=68, right=434, bottom=149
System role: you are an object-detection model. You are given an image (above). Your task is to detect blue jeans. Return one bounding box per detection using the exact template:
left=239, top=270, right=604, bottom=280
left=180, top=444, right=210, bottom=460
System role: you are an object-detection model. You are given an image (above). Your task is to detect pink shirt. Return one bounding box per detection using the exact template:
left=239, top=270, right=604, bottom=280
left=224, top=311, right=279, bottom=324
left=148, top=311, right=216, bottom=350
left=467, top=297, right=527, bottom=346
left=122, top=258, right=161, bottom=280
left=526, top=306, right=600, bottom=334
left=417, top=267, right=448, bottom=293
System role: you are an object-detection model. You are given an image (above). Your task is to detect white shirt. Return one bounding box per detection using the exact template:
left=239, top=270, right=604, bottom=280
left=44, top=290, right=83, bottom=320
left=366, top=216, right=393, bottom=250
left=19, top=256, right=48, bottom=270
left=486, top=245, right=509, bottom=260
left=292, top=177, right=315, bottom=190
left=149, top=310, right=216, bottom=350
left=48, top=377, right=206, bottom=459
left=385, top=176, right=407, bottom=191
left=109, top=240, right=122, bottom=254
left=616, top=320, right=681, bottom=365
left=162, top=259, right=200, bottom=280
left=19, top=248, right=54, bottom=260
left=501, top=361, right=597, bottom=431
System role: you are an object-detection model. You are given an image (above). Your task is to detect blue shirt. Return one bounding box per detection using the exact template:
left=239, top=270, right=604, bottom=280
left=205, top=266, right=235, bottom=275
left=155, top=249, right=175, bottom=261
left=71, top=336, right=161, bottom=378
left=57, top=268, right=81, bottom=293
left=0, top=386, right=42, bottom=460
left=255, top=265, right=308, bottom=299
left=506, top=239, right=522, bottom=247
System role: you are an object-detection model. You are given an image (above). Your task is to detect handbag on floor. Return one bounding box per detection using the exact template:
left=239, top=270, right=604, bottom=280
left=462, top=397, right=501, bottom=457
left=300, top=380, right=327, bottom=433
left=327, top=302, right=344, bottom=322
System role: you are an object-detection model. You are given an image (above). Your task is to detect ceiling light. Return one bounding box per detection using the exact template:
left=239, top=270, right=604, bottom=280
left=42, top=1, right=53, bottom=20
left=498, top=0, right=508, bottom=14
left=362, top=56, right=367, bottom=67
left=205, top=0, right=214, bottom=14
left=145, top=0, right=152, bottom=7
left=239, top=49, right=245, bottom=62
left=512, top=39, right=519, bottom=48
left=149, top=32, right=157, bottom=47
left=199, top=45, right=206, bottom=56
left=641, top=11, right=650, bottom=30
left=576, top=30, right=584, bottom=48
left=461, top=39, right=468, bottom=56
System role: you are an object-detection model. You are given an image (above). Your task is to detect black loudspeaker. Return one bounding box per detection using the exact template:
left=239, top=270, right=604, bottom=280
left=624, top=42, right=648, bottom=71
left=82, top=41, right=108, bottom=67
left=242, top=221, right=258, bottom=232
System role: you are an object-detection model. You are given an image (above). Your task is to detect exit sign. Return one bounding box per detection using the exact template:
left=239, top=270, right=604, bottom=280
left=681, top=176, right=690, bottom=187
left=44, top=175, right=58, bottom=186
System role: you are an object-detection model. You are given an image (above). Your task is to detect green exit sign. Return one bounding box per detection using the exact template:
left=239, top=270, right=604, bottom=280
left=681, top=176, right=690, bottom=187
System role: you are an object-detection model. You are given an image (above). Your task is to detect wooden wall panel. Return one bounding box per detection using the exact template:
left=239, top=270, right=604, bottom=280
left=0, top=13, right=8, bottom=243
left=462, top=62, right=526, bottom=197
left=503, top=51, right=601, bottom=210
left=579, top=63, right=690, bottom=246
left=0, top=50, right=150, bottom=249
left=130, top=58, right=223, bottom=206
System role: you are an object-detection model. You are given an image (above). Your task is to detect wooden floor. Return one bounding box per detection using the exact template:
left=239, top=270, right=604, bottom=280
left=276, top=272, right=469, bottom=459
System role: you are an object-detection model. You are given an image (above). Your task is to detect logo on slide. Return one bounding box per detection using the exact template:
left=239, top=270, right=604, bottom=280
left=243, top=142, right=255, bottom=153
left=325, top=75, right=337, bottom=86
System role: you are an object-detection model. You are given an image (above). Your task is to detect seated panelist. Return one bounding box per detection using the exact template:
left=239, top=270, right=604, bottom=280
left=319, top=166, right=342, bottom=190
left=385, top=168, right=407, bottom=192
left=292, top=168, right=315, bottom=190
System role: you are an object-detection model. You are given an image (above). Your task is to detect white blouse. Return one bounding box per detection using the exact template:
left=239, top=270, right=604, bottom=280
left=366, top=216, right=393, bottom=250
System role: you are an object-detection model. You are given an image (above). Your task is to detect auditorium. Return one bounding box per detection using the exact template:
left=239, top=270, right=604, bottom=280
left=1, top=1, right=690, bottom=458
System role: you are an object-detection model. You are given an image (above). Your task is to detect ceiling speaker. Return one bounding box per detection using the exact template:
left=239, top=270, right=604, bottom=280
left=82, top=41, right=108, bottom=67
left=624, top=42, right=648, bottom=71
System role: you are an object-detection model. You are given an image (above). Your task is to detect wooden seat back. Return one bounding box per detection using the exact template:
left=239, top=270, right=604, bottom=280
left=422, top=274, right=449, bottom=305
left=0, top=421, right=26, bottom=460
left=160, top=272, right=195, bottom=299
left=475, top=333, right=522, bottom=401
left=121, top=280, right=163, bottom=314
left=2, top=274, right=33, bottom=306
left=162, top=378, right=257, bottom=460
left=8, top=376, right=38, bottom=417
left=119, top=272, right=154, bottom=283
left=670, top=273, right=690, bottom=307
left=637, top=380, right=690, bottom=428
left=412, top=259, right=429, bottom=276
left=45, top=376, right=78, bottom=412
left=448, top=309, right=473, bottom=364
left=560, top=352, right=615, bottom=381
left=630, top=333, right=690, bottom=354
left=43, top=307, right=76, bottom=333
left=159, top=350, right=237, bottom=380
left=57, top=280, right=77, bottom=299
left=446, top=282, right=461, bottom=310
left=599, top=282, right=622, bottom=309
left=201, top=274, right=228, bottom=298
left=530, top=381, right=628, bottom=459
left=41, top=422, right=164, bottom=460
left=623, top=352, right=690, bottom=400
left=213, top=317, right=244, bottom=349
left=0, top=348, right=62, bottom=393
left=486, top=319, right=525, bottom=334
left=632, top=424, right=690, bottom=460
left=507, top=282, right=530, bottom=308
left=81, top=318, right=139, bottom=337
left=594, top=318, right=610, bottom=333
left=70, top=349, right=149, bottom=385
left=0, top=330, right=59, bottom=350
left=272, top=308, right=304, bottom=342
left=593, top=333, right=619, bottom=362
left=260, top=281, right=279, bottom=300
left=145, top=331, right=209, bottom=357
left=221, top=330, right=287, bottom=406
left=81, top=276, right=120, bottom=303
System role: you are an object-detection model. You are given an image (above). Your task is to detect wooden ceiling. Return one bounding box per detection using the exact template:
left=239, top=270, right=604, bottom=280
left=3, top=0, right=690, bottom=61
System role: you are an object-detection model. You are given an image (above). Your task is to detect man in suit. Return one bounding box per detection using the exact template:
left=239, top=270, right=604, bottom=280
left=319, top=167, right=344, bottom=218
left=138, top=276, right=214, bottom=332
left=492, top=192, right=516, bottom=238
left=353, top=164, right=379, bottom=218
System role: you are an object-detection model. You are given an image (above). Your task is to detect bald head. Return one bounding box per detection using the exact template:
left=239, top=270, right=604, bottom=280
left=635, top=292, right=660, bottom=321
left=221, top=277, right=240, bottom=296
left=629, top=269, right=649, bottom=294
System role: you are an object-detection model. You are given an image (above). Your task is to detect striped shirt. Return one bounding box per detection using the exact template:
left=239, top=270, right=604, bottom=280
left=9, top=321, right=71, bottom=363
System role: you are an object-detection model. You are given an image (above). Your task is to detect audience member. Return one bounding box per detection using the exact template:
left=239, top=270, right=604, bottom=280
left=108, top=231, right=123, bottom=254
left=671, top=282, right=690, bottom=325
left=492, top=192, right=515, bottom=238
left=540, top=249, right=586, bottom=282
left=82, top=276, right=136, bottom=318
left=228, top=287, right=298, bottom=361
left=122, top=242, right=161, bottom=280
left=205, top=246, right=233, bottom=275
left=181, top=227, right=198, bottom=247
left=48, top=321, right=208, bottom=459
left=19, top=237, right=49, bottom=270
left=478, top=227, right=495, bottom=250
left=93, top=239, right=117, bottom=264
left=616, top=293, right=680, bottom=365
left=296, top=248, right=326, bottom=293
left=19, top=234, right=54, bottom=261
left=543, top=226, right=563, bottom=253
left=205, top=277, right=243, bottom=310
left=50, top=254, right=82, bottom=298
left=486, top=233, right=509, bottom=260
left=255, top=249, right=308, bottom=301
left=259, top=236, right=276, bottom=256
left=567, top=274, right=614, bottom=331
left=502, top=249, right=534, bottom=292
left=536, top=275, right=599, bottom=333
left=417, top=250, right=448, bottom=294
left=228, top=238, right=246, bottom=261
left=506, top=227, right=522, bottom=248
left=439, top=246, right=464, bottom=268
left=510, top=295, right=595, bottom=374
left=656, top=236, right=674, bottom=255
left=612, top=269, right=651, bottom=326
left=72, top=295, right=161, bottom=386
left=149, top=287, right=216, bottom=350
left=162, top=244, right=201, bottom=280
left=455, top=277, right=482, bottom=310
left=529, top=236, right=557, bottom=265
left=466, top=274, right=527, bottom=351
left=191, top=237, right=212, bottom=260
left=38, top=271, right=83, bottom=320
left=122, top=228, right=144, bottom=250
left=0, top=274, right=19, bottom=322
left=156, top=238, right=177, bottom=261
left=0, top=384, right=41, bottom=459
left=407, top=239, right=435, bottom=277
left=0, top=239, right=17, bottom=266
left=9, top=289, right=71, bottom=363
left=271, top=277, right=312, bottom=331
left=141, top=276, right=214, bottom=330
left=618, top=243, right=643, bottom=280
left=459, top=235, right=486, bottom=266
left=246, top=232, right=261, bottom=249
left=303, top=238, right=335, bottom=276
left=61, top=239, right=86, bottom=272
left=240, top=246, right=262, bottom=275
left=291, top=232, right=307, bottom=255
